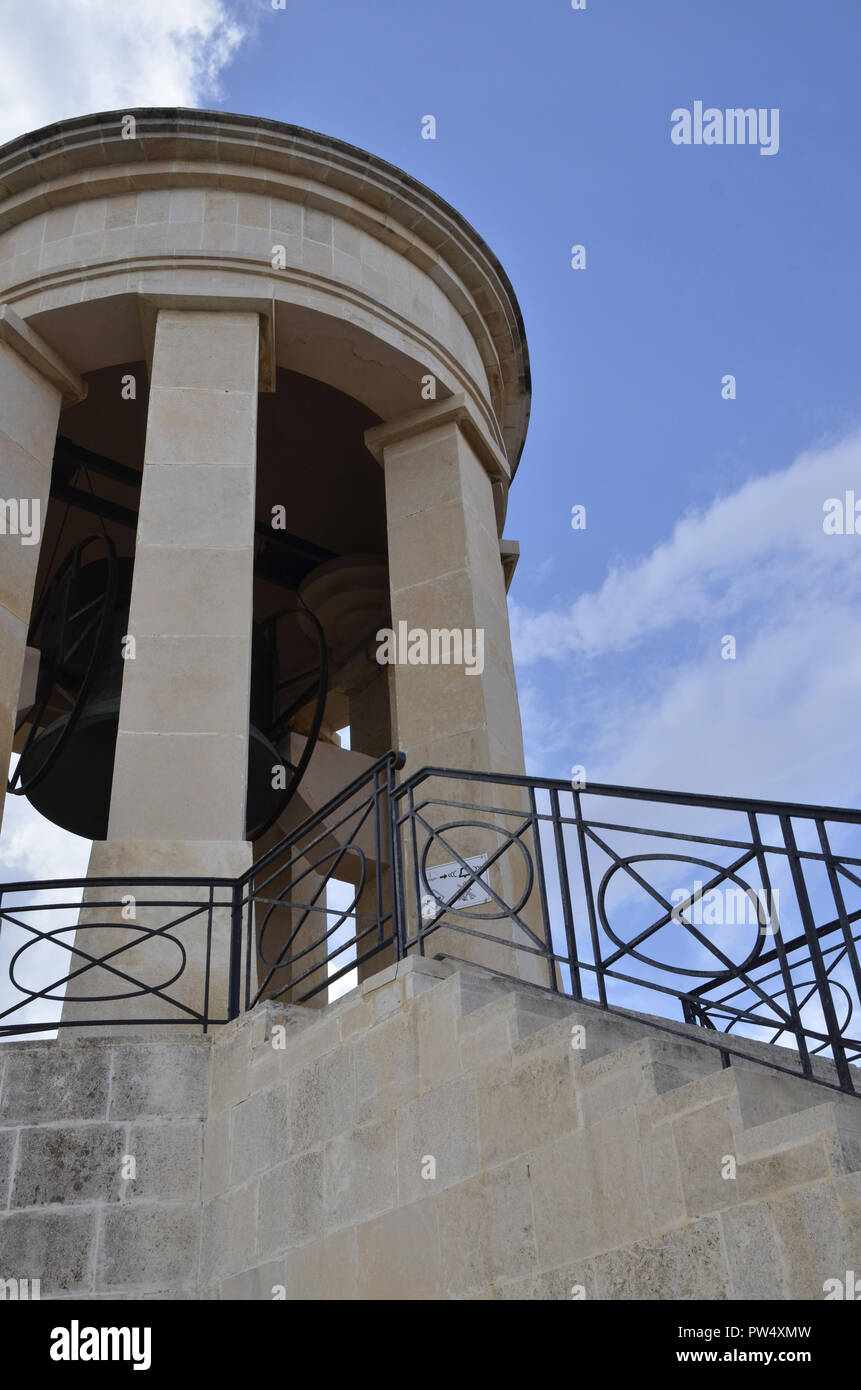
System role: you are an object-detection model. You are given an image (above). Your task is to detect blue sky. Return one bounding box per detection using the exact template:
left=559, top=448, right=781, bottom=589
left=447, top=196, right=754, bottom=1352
left=230, top=0, right=861, bottom=804
left=2, top=0, right=861, bottom=892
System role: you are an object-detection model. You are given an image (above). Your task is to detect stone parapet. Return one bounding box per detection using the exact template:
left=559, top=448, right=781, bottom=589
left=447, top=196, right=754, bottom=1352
left=1, top=961, right=859, bottom=1299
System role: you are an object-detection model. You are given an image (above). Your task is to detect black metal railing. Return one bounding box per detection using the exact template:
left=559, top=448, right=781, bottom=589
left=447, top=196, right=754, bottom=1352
left=0, top=875, right=237, bottom=1034
left=231, top=752, right=403, bottom=1013
left=2, top=756, right=860, bottom=1096
left=392, top=767, right=861, bottom=1096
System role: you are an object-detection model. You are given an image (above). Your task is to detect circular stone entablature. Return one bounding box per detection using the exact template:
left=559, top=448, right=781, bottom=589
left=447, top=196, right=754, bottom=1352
left=0, top=109, right=530, bottom=476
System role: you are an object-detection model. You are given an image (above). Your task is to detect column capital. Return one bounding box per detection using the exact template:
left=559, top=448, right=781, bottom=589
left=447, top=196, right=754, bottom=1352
left=364, top=393, right=510, bottom=483
left=137, top=294, right=276, bottom=391
left=0, top=304, right=86, bottom=406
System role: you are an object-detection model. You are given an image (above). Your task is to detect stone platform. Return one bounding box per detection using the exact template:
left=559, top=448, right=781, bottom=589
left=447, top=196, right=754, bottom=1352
left=1, top=959, right=860, bottom=1299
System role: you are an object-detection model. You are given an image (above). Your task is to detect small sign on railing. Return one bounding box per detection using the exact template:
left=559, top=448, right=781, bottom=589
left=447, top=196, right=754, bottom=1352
left=423, top=854, right=491, bottom=914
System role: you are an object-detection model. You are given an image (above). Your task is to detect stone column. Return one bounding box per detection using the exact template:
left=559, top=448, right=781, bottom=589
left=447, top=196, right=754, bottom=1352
left=366, top=397, right=547, bottom=986
left=366, top=395, right=525, bottom=776
left=0, top=307, right=85, bottom=830
left=64, top=311, right=260, bottom=1030
left=351, top=668, right=396, bottom=983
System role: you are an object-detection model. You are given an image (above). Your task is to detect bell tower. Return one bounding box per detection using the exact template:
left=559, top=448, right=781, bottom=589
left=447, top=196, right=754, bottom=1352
left=3, top=110, right=859, bottom=1310
left=0, top=108, right=533, bottom=1029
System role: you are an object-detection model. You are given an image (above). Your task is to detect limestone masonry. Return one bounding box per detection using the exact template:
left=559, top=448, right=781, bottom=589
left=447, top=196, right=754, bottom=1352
left=1, top=959, right=860, bottom=1299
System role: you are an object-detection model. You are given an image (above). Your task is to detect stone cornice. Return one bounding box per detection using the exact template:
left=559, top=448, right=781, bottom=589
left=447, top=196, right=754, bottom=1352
left=0, top=109, right=531, bottom=472
left=4, top=251, right=500, bottom=445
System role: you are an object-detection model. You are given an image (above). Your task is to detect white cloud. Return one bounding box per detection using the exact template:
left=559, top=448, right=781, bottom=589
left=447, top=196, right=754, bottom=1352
left=513, top=429, right=861, bottom=806
left=512, top=428, right=861, bottom=665
left=596, top=599, right=861, bottom=801
left=0, top=0, right=247, bottom=146
left=0, top=763, right=91, bottom=1036
left=1, top=757, right=90, bottom=882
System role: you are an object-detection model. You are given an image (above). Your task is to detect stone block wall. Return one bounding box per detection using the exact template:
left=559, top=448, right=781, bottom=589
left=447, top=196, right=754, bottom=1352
left=0, top=1036, right=208, bottom=1298
left=2, top=960, right=860, bottom=1298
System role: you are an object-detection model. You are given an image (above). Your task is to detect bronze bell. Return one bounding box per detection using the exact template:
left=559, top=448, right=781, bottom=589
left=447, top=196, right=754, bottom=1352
left=11, top=537, right=325, bottom=842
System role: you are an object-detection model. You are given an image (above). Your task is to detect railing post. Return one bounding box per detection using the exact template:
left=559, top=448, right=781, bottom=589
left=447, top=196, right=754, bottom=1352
left=780, top=814, right=853, bottom=1092
left=549, top=786, right=580, bottom=998
left=228, top=879, right=244, bottom=1022
left=389, top=755, right=407, bottom=962
left=573, top=788, right=607, bottom=1008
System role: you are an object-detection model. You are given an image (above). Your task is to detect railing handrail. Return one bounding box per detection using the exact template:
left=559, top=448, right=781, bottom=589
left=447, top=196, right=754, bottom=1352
left=393, top=763, right=861, bottom=825
left=6, top=758, right=859, bottom=903
left=0, top=874, right=237, bottom=894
